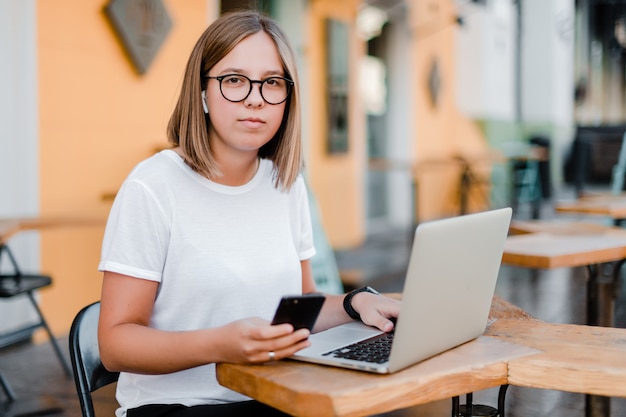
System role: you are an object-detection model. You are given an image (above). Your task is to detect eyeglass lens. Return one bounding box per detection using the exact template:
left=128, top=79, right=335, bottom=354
left=217, top=74, right=291, bottom=104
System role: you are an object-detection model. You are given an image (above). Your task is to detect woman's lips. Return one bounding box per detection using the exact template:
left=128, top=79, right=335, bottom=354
left=239, top=117, right=265, bottom=129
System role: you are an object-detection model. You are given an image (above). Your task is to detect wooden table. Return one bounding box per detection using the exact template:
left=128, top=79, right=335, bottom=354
left=509, top=219, right=623, bottom=236
left=502, top=220, right=626, bottom=417
left=502, top=221, right=626, bottom=326
left=554, top=195, right=626, bottom=225
left=487, top=319, right=626, bottom=397
left=216, top=297, right=539, bottom=417
left=0, top=216, right=104, bottom=245
left=503, top=223, right=626, bottom=271
left=216, top=296, right=626, bottom=417
left=486, top=319, right=626, bottom=417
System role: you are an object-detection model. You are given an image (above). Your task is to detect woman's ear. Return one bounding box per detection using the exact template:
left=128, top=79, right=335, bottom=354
left=201, top=90, right=209, bottom=114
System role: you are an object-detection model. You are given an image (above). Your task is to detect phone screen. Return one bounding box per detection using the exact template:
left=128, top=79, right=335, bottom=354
left=271, top=294, right=325, bottom=331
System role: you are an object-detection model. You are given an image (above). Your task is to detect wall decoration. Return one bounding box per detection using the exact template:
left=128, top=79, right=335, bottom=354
left=104, top=0, right=172, bottom=75
left=326, top=18, right=350, bottom=154
left=427, top=58, right=441, bottom=109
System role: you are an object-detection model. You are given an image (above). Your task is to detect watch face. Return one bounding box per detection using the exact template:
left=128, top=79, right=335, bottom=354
left=361, top=286, right=379, bottom=296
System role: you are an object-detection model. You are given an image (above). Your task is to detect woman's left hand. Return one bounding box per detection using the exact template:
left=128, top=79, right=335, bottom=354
left=352, top=292, right=401, bottom=333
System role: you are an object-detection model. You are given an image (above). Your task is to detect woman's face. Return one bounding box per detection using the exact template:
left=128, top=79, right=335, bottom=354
left=206, top=31, right=287, bottom=159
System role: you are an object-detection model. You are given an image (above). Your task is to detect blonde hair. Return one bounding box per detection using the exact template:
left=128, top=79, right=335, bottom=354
left=167, top=10, right=302, bottom=191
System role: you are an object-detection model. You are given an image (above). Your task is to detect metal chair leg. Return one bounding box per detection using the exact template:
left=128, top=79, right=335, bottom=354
left=497, top=384, right=509, bottom=417
left=452, top=396, right=460, bottom=417
left=26, top=291, right=72, bottom=377
left=0, top=371, right=16, bottom=401
left=452, top=386, right=507, bottom=416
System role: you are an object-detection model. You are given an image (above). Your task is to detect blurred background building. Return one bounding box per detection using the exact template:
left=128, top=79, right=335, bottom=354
left=2, top=0, right=626, bottom=338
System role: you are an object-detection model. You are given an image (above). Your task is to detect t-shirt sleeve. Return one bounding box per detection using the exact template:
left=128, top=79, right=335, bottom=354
left=98, top=179, right=170, bottom=282
left=293, top=177, right=316, bottom=261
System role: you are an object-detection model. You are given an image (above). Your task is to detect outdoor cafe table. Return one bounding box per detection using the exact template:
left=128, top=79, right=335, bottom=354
left=216, top=296, right=537, bottom=417
left=503, top=220, right=626, bottom=417
left=504, top=220, right=626, bottom=327
left=485, top=319, right=626, bottom=417
left=554, top=194, right=626, bottom=225
left=217, top=296, right=626, bottom=417
left=0, top=216, right=103, bottom=245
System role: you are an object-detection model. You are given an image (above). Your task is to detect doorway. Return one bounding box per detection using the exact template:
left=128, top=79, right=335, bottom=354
left=362, top=3, right=414, bottom=234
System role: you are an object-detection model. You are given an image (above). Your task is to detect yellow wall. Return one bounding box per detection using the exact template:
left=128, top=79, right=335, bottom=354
left=33, top=0, right=490, bottom=337
left=409, top=0, right=490, bottom=221
left=37, top=0, right=214, bottom=336
left=306, top=0, right=367, bottom=249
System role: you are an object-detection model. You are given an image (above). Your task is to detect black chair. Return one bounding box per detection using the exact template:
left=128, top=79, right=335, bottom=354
left=69, top=301, right=119, bottom=417
left=0, top=242, right=71, bottom=376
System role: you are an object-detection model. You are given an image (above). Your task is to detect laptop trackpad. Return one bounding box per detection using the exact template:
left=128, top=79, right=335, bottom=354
left=297, top=322, right=383, bottom=356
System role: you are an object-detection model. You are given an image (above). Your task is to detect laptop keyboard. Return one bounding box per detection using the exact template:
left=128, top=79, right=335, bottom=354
left=322, top=331, right=395, bottom=364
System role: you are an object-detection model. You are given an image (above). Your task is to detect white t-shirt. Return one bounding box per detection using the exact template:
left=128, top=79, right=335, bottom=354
left=99, top=150, right=316, bottom=416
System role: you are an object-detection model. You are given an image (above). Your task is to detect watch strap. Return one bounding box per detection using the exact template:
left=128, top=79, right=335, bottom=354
left=343, top=286, right=380, bottom=321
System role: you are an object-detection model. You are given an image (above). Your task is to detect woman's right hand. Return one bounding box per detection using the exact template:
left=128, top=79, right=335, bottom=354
left=214, top=317, right=312, bottom=364
left=100, top=272, right=312, bottom=372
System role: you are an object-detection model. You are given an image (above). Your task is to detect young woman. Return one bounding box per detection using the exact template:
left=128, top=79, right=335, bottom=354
left=98, top=10, right=400, bottom=417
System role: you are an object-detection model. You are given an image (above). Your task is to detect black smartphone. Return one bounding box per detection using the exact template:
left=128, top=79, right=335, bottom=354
left=271, top=293, right=325, bottom=331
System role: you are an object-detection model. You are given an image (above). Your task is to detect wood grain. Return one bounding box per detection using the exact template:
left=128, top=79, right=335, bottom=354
left=509, top=219, right=622, bottom=236
left=217, top=298, right=539, bottom=417
left=486, top=319, right=626, bottom=397
left=554, top=198, right=626, bottom=218
left=502, top=231, right=626, bottom=269
left=217, top=337, right=531, bottom=417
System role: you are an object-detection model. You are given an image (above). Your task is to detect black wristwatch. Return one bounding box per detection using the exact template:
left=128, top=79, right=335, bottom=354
left=343, top=286, right=380, bottom=321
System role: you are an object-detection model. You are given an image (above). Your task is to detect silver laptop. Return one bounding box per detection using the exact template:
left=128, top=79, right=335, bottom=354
left=292, top=207, right=513, bottom=374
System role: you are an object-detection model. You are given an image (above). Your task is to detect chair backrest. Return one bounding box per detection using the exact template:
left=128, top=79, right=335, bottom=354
left=69, top=301, right=119, bottom=417
left=611, top=132, right=626, bottom=194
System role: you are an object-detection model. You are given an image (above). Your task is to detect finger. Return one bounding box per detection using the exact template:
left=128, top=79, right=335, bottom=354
left=265, top=328, right=310, bottom=350
left=248, top=322, right=295, bottom=341
left=362, top=312, right=396, bottom=333
left=262, top=338, right=311, bottom=363
left=284, top=328, right=311, bottom=344
left=367, top=317, right=394, bottom=332
left=379, top=318, right=395, bottom=332
left=259, top=329, right=310, bottom=360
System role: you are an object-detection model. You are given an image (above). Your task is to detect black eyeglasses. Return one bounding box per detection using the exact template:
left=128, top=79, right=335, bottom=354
left=207, top=74, right=293, bottom=105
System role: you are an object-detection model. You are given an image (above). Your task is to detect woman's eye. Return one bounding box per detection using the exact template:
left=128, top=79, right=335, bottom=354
left=265, top=78, right=283, bottom=87
left=224, top=75, right=245, bottom=85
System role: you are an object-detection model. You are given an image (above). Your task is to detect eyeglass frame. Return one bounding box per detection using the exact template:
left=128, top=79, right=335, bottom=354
left=206, top=73, right=294, bottom=105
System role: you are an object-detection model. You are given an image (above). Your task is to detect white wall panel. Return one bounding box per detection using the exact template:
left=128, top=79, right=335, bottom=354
left=456, top=0, right=516, bottom=121
left=0, top=0, right=40, bottom=334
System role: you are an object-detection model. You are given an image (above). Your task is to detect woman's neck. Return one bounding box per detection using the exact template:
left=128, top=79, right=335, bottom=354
left=213, top=156, right=260, bottom=186
left=173, top=147, right=260, bottom=186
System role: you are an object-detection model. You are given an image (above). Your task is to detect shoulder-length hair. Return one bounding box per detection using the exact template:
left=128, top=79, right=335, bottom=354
left=167, top=10, right=302, bottom=191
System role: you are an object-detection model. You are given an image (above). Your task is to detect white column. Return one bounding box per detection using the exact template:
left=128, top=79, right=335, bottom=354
left=0, top=0, right=40, bottom=334
left=456, top=0, right=517, bottom=121
left=521, top=0, right=574, bottom=127
left=521, top=0, right=575, bottom=184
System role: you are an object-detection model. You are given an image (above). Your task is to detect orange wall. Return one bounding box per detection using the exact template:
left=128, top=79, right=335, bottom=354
left=410, top=0, right=490, bottom=221
left=306, top=0, right=367, bottom=249
left=37, top=0, right=213, bottom=336
left=34, top=0, right=490, bottom=337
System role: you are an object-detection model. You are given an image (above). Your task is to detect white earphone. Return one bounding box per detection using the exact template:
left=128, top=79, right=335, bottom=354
left=201, top=90, right=208, bottom=114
